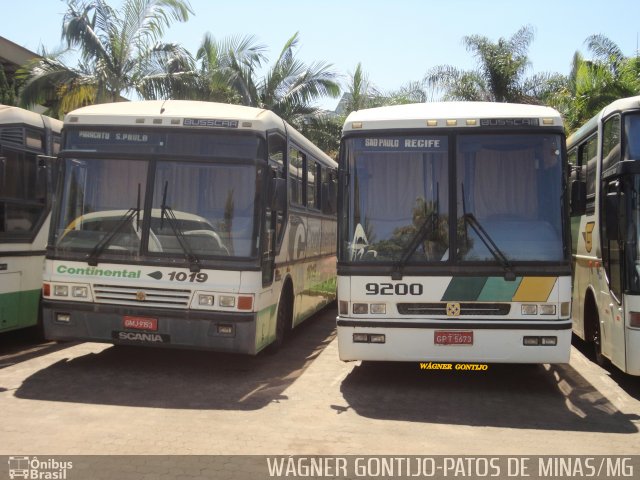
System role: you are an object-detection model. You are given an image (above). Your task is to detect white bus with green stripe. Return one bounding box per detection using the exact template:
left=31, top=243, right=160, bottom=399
left=43, top=100, right=337, bottom=353
left=337, top=102, right=572, bottom=363
left=1, top=106, right=61, bottom=334
left=568, top=96, right=640, bottom=375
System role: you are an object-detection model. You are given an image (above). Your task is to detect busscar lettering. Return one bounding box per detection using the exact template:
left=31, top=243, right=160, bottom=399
left=183, top=118, right=239, bottom=128
left=480, top=118, right=540, bottom=127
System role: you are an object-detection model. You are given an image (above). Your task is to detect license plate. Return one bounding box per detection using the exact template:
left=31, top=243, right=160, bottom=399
left=123, top=316, right=158, bottom=331
left=434, top=330, right=473, bottom=345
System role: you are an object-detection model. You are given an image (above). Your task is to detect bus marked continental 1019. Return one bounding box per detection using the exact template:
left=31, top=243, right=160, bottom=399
left=43, top=100, right=337, bottom=353
left=336, top=102, right=571, bottom=364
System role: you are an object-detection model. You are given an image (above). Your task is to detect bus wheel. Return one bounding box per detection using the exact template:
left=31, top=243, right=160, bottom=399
left=592, top=319, right=608, bottom=367
left=271, top=288, right=292, bottom=351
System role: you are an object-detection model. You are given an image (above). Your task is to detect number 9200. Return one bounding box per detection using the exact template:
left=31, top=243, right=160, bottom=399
left=365, top=283, right=423, bottom=295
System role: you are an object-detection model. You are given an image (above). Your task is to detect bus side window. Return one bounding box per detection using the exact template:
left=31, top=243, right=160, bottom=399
left=268, top=132, right=287, bottom=248
left=602, top=114, right=621, bottom=172
left=568, top=148, right=586, bottom=217
left=307, top=158, right=320, bottom=210
left=289, top=145, right=305, bottom=207
left=581, top=135, right=598, bottom=215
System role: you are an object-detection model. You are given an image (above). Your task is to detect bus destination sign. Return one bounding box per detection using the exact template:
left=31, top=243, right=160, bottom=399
left=356, top=136, right=448, bottom=151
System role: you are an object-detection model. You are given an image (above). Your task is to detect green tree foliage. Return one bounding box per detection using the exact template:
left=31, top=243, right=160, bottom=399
left=18, top=0, right=193, bottom=117
left=426, top=25, right=558, bottom=104
left=0, top=65, right=19, bottom=105
left=546, top=35, right=640, bottom=133
left=179, top=32, right=341, bottom=128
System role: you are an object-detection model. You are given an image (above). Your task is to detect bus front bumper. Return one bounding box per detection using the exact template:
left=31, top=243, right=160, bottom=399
left=336, top=317, right=573, bottom=363
left=43, top=300, right=259, bottom=354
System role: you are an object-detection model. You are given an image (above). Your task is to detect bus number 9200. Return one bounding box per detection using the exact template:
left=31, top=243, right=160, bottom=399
left=365, top=283, right=423, bottom=295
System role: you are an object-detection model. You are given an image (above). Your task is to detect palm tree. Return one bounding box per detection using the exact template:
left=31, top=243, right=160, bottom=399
left=338, top=63, right=430, bottom=116
left=547, top=35, right=640, bottom=133
left=18, top=0, right=193, bottom=116
left=426, top=25, right=555, bottom=104
left=339, top=62, right=381, bottom=113
left=0, top=65, right=19, bottom=106
left=186, top=32, right=340, bottom=126
left=255, top=32, right=340, bottom=123
left=176, top=33, right=267, bottom=104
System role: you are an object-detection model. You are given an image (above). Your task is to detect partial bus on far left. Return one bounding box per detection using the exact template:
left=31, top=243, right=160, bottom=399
left=0, top=105, right=62, bottom=334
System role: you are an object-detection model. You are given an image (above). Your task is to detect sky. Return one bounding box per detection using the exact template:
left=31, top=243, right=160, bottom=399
left=2, top=0, right=640, bottom=110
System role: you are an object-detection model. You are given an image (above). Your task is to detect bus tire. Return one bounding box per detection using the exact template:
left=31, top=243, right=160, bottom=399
left=271, top=284, right=293, bottom=351
left=592, top=318, right=608, bottom=367
left=585, top=294, right=608, bottom=367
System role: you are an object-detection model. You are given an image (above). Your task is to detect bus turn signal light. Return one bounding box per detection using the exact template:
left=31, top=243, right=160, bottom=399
left=237, top=295, right=253, bottom=311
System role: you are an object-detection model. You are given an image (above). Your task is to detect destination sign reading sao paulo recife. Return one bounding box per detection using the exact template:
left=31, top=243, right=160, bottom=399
left=356, top=136, right=448, bottom=151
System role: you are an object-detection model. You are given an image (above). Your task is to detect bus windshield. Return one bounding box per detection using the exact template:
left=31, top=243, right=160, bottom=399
left=343, top=136, right=449, bottom=263
left=457, top=134, right=565, bottom=262
left=625, top=113, right=640, bottom=160
left=341, top=133, right=565, bottom=264
left=53, top=144, right=260, bottom=260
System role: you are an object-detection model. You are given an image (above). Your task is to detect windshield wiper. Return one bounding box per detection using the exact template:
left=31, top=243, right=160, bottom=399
left=392, top=210, right=438, bottom=280
left=160, top=181, right=201, bottom=273
left=464, top=213, right=516, bottom=281
left=460, top=182, right=515, bottom=281
left=87, top=184, right=141, bottom=266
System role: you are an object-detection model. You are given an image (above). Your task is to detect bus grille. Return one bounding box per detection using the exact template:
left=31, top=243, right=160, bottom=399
left=397, top=303, right=511, bottom=316
left=93, top=284, right=191, bottom=308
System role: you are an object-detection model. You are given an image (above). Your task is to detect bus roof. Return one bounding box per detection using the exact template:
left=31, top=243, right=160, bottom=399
left=567, top=95, right=640, bottom=148
left=343, top=101, right=563, bottom=132
left=65, top=100, right=336, bottom=167
left=0, top=105, right=62, bottom=131
left=65, top=100, right=285, bottom=128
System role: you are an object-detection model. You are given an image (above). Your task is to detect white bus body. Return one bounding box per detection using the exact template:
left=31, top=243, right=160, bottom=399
left=337, top=102, right=572, bottom=363
left=43, top=100, right=337, bottom=353
left=0, top=105, right=61, bottom=333
left=569, top=95, right=640, bottom=375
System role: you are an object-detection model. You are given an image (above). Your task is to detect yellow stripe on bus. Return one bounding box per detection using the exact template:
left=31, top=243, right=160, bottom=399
left=511, top=277, right=557, bottom=302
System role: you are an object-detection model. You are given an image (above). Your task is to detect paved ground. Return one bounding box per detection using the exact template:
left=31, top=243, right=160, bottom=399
left=1, top=305, right=640, bottom=455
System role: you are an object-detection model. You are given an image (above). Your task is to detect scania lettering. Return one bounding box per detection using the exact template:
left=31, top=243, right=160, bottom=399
left=43, top=100, right=337, bottom=353
left=0, top=106, right=61, bottom=334
left=337, top=102, right=571, bottom=363
left=116, top=332, right=166, bottom=342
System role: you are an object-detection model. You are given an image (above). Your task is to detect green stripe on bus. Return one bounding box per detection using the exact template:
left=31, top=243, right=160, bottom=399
left=441, top=277, right=488, bottom=301
left=477, top=277, right=523, bottom=302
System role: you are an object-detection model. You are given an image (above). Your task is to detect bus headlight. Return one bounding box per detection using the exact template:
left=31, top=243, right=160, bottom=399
left=539, top=305, right=556, bottom=315
left=370, top=303, right=386, bottom=314
left=219, top=295, right=235, bottom=308
left=198, top=294, right=214, bottom=306
left=54, top=285, right=69, bottom=297
left=353, top=303, right=368, bottom=314
left=521, top=304, right=537, bottom=315
left=71, top=286, right=88, bottom=298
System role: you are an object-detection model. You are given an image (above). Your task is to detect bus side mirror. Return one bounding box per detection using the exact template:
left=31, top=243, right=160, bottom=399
left=270, top=177, right=287, bottom=211
left=570, top=179, right=586, bottom=216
